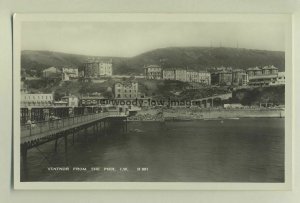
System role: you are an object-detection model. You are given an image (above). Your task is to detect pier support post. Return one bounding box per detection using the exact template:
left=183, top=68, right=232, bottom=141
left=99, top=122, right=102, bottom=136
left=84, top=127, right=88, bottom=143
left=21, top=145, right=28, bottom=167
left=96, top=122, right=99, bottom=140
left=125, top=119, right=127, bottom=132
left=64, top=134, right=68, bottom=153
left=21, top=145, right=28, bottom=181
left=72, top=130, right=75, bottom=145
left=104, top=120, right=106, bottom=136
left=54, top=136, right=58, bottom=152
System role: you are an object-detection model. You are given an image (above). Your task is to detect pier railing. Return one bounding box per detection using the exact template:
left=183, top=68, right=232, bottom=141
left=21, top=111, right=120, bottom=138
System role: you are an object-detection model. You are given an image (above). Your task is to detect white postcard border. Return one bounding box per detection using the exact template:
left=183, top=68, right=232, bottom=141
left=13, top=13, right=293, bottom=190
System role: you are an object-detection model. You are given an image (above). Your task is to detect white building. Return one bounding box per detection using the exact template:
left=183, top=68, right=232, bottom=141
left=114, top=81, right=139, bottom=99
left=144, top=65, right=162, bottom=80
left=21, top=93, right=53, bottom=107
left=163, top=69, right=176, bottom=80
left=61, top=95, right=79, bottom=107
left=247, top=66, right=279, bottom=86
left=62, top=67, right=79, bottom=81
left=175, top=69, right=187, bottom=82
left=186, top=71, right=202, bottom=83
left=270, top=72, right=285, bottom=86
left=98, top=61, right=113, bottom=77
left=42, top=67, right=61, bottom=78
left=198, top=71, right=211, bottom=85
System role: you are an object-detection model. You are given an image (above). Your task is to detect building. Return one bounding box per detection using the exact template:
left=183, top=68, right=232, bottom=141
left=20, top=80, right=28, bottom=93
left=114, top=81, right=139, bottom=99
left=61, top=95, right=79, bottom=107
left=270, top=72, right=285, bottom=86
left=175, top=69, right=187, bottom=82
left=80, top=59, right=113, bottom=78
left=21, top=93, right=53, bottom=107
left=53, top=100, right=68, bottom=107
left=99, top=60, right=113, bottom=76
left=162, top=69, right=176, bottom=80
left=186, top=71, right=199, bottom=83
left=211, top=70, right=232, bottom=86
left=232, top=69, right=248, bottom=86
left=246, top=66, right=263, bottom=77
left=247, top=66, right=279, bottom=86
left=198, top=71, right=211, bottom=85
left=62, top=67, right=79, bottom=81
left=144, top=65, right=162, bottom=80
left=80, top=60, right=98, bottom=78
left=42, top=67, right=61, bottom=79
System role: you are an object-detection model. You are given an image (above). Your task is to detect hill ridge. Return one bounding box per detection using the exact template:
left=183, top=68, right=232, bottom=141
left=21, top=47, right=285, bottom=76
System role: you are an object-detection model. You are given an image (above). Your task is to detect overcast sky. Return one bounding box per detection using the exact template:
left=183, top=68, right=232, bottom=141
left=21, top=22, right=285, bottom=57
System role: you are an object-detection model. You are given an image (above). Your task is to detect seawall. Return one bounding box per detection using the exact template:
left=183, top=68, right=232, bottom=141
left=163, top=108, right=284, bottom=120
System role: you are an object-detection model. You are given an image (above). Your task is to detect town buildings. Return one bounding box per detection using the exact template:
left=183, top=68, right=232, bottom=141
left=175, top=69, right=187, bottom=82
left=210, top=66, right=282, bottom=87
left=270, top=72, right=285, bottom=86
left=80, top=59, right=113, bottom=78
left=211, top=70, right=233, bottom=86
left=21, top=93, right=54, bottom=107
left=232, top=69, right=248, bottom=86
left=198, top=71, right=211, bottom=85
left=145, top=65, right=211, bottom=85
left=144, top=65, right=162, bottom=80
left=61, top=95, right=79, bottom=107
left=99, top=61, right=113, bottom=76
left=62, top=67, right=79, bottom=81
left=246, top=65, right=279, bottom=86
left=114, top=81, right=139, bottom=99
left=162, top=69, right=176, bottom=80
left=42, top=67, right=61, bottom=79
left=53, top=100, right=68, bottom=107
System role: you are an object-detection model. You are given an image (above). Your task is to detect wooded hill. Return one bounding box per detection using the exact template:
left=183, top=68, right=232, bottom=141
left=21, top=47, right=285, bottom=76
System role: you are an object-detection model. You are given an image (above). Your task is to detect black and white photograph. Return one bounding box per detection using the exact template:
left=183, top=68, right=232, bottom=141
left=13, top=13, right=292, bottom=189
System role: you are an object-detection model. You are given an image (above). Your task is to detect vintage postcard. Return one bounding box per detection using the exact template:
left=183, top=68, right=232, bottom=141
left=13, top=13, right=293, bottom=190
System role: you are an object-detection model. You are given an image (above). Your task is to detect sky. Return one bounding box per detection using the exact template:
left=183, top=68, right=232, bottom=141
left=21, top=21, right=286, bottom=57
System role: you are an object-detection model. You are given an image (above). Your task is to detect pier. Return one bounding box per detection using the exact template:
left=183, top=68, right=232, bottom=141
left=20, top=110, right=127, bottom=167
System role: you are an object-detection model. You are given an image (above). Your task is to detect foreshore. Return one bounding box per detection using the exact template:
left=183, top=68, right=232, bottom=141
left=127, top=107, right=284, bottom=121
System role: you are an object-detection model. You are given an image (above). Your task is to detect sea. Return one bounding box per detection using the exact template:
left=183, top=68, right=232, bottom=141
left=21, top=118, right=285, bottom=182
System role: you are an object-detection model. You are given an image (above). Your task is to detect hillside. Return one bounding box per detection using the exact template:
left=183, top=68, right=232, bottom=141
left=21, top=47, right=285, bottom=76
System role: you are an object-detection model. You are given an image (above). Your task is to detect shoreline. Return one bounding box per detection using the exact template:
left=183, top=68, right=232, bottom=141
left=127, top=108, right=285, bottom=122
